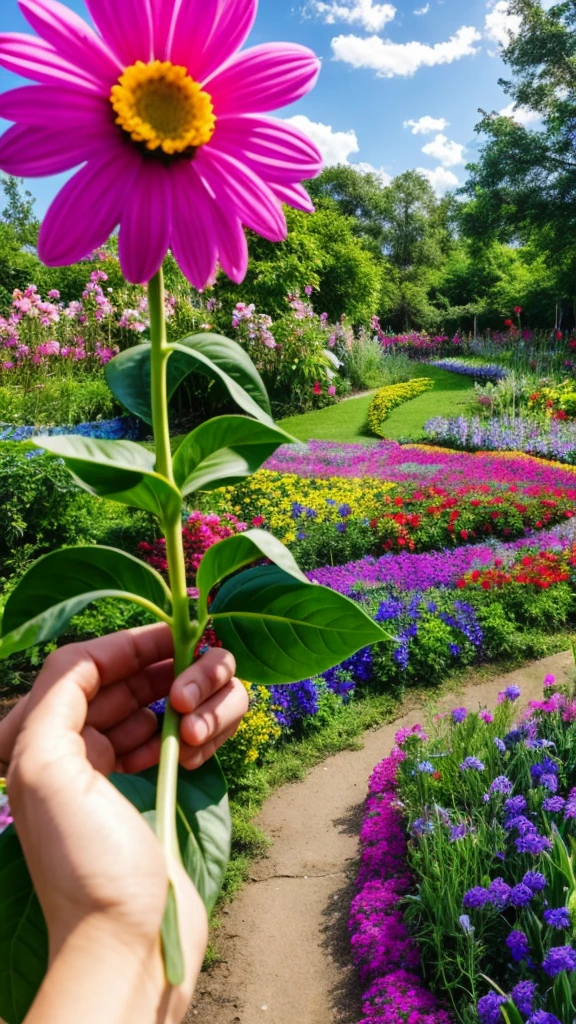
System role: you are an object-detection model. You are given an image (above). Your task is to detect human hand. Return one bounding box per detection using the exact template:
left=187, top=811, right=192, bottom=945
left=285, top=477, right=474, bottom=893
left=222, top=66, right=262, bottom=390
left=1, top=624, right=248, bottom=1024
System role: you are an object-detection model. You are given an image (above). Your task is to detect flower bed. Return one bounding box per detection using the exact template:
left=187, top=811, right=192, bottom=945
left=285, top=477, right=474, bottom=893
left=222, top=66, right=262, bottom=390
left=428, top=359, right=508, bottom=383
left=424, top=415, right=576, bottom=465
left=368, top=379, right=435, bottom=437
left=353, top=677, right=576, bottom=1024
left=0, top=415, right=142, bottom=442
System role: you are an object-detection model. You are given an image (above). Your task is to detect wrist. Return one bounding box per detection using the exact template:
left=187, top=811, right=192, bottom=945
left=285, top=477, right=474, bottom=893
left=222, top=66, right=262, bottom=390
left=27, top=915, right=166, bottom=1024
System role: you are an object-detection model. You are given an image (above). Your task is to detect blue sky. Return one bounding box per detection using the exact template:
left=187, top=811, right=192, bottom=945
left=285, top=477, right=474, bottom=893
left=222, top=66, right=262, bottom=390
left=0, top=0, right=539, bottom=214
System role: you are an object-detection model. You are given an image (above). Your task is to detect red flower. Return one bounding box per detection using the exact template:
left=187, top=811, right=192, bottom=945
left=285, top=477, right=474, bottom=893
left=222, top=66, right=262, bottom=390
left=504, top=319, right=513, bottom=328
left=460, top=529, right=469, bottom=540
left=432, top=771, right=442, bottom=781
left=313, top=381, right=322, bottom=395
left=514, top=306, right=522, bottom=314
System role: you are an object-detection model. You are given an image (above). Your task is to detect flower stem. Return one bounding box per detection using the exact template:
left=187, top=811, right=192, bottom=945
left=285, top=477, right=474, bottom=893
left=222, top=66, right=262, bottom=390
left=148, top=269, right=198, bottom=864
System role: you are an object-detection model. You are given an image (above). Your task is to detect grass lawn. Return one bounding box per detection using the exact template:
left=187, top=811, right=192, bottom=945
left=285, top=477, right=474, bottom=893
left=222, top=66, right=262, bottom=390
left=279, top=365, right=475, bottom=443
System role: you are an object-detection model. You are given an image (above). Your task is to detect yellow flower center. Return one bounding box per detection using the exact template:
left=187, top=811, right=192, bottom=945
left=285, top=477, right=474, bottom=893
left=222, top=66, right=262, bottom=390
left=110, top=60, right=216, bottom=156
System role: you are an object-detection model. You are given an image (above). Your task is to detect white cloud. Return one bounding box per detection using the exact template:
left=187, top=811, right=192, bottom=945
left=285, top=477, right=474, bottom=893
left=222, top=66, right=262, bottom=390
left=414, top=3, right=430, bottom=13
left=485, top=0, right=521, bottom=49
left=404, top=115, right=449, bottom=135
left=354, top=161, right=393, bottom=185
left=421, top=132, right=465, bottom=167
left=285, top=115, right=360, bottom=166
left=305, top=0, right=396, bottom=31
left=499, top=102, right=540, bottom=126
left=417, top=166, right=460, bottom=194
left=331, top=25, right=482, bottom=78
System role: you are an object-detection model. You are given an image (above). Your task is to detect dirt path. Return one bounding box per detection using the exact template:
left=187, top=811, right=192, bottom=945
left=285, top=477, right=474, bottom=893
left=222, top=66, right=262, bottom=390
left=186, top=651, right=573, bottom=1024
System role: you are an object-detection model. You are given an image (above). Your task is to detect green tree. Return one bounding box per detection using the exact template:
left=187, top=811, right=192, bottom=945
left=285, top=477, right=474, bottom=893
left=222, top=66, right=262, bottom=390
left=1, top=176, right=39, bottom=247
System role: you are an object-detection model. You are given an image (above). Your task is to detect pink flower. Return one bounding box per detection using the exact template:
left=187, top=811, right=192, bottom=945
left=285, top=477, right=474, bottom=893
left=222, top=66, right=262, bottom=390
left=514, top=306, right=522, bottom=314
left=328, top=385, right=336, bottom=397
left=252, top=516, right=265, bottom=527
left=0, top=0, right=322, bottom=288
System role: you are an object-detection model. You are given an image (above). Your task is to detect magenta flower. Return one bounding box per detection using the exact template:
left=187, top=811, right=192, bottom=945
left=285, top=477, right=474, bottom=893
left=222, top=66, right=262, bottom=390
left=0, top=0, right=322, bottom=287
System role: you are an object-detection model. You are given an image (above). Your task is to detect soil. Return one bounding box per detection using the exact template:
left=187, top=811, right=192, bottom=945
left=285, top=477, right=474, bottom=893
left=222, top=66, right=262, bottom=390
left=185, top=650, right=573, bottom=1024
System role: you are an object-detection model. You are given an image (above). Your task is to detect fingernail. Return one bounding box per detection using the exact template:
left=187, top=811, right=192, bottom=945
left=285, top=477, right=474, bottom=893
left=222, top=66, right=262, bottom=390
left=188, top=715, right=208, bottom=743
left=183, top=681, right=201, bottom=711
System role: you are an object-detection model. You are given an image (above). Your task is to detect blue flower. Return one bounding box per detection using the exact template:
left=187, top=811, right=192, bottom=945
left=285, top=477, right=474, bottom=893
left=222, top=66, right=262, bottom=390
left=460, top=756, right=485, bottom=772
left=412, top=817, right=434, bottom=836
left=509, top=883, right=533, bottom=908
left=506, top=929, right=530, bottom=962
left=449, top=643, right=461, bottom=657
left=527, top=1013, right=561, bottom=1024
left=417, top=761, right=435, bottom=774
left=501, top=685, right=522, bottom=702
left=338, top=504, right=352, bottom=517
left=478, top=993, right=507, bottom=1024
left=523, top=871, right=547, bottom=893
left=543, top=908, right=571, bottom=930
left=511, top=981, right=535, bottom=1018
left=494, top=737, right=507, bottom=753
left=459, top=914, right=474, bottom=934
left=463, top=886, right=490, bottom=909
left=336, top=522, right=347, bottom=534
left=542, top=944, right=576, bottom=977
left=488, top=877, right=511, bottom=909
left=505, top=795, right=527, bottom=815
left=515, top=833, right=552, bottom=855
left=291, top=502, right=305, bottom=519
left=452, top=707, right=467, bottom=723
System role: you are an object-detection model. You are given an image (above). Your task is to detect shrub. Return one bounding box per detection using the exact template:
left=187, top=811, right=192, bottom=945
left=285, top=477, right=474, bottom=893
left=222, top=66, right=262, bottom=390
left=0, top=376, right=117, bottom=426
left=217, top=682, right=281, bottom=790
left=344, top=336, right=414, bottom=392
left=368, top=378, right=434, bottom=437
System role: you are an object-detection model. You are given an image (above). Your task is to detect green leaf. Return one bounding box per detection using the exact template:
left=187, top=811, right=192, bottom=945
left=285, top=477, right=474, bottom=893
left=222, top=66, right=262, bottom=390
left=0, top=546, right=171, bottom=659
left=34, top=435, right=182, bottom=517
left=196, top=530, right=307, bottom=620
left=114, top=760, right=231, bottom=915
left=210, top=564, right=386, bottom=685
left=0, top=828, right=48, bottom=1024
left=172, top=416, right=295, bottom=495
left=106, top=335, right=272, bottom=425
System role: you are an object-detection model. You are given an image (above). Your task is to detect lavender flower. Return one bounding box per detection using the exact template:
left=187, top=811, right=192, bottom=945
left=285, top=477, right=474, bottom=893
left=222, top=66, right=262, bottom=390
left=494, top=738, right=507, bottom=753
left=452, top=707, right=467, bottom=724
left=522, top=871, right=547, bottom=893
left=499, top=685, right=522, bottom=703
left=527, top=1013, right=561, bottom=1024
left=509, top=884, right=533, bottom=908
left=412, top=817, right=434, bottom=836
left=515, top=833, right=552, bottom=855
left=459, top=914, right=474, bottom=934
left=488, top=878, right=511, bottom=909
left=460, top=757, right=485, bottom=772
left=450, top=824, right=468, bottom=842
left=542, top=797, right=565, bottom=813
left=490, top=776, right=513, bottom=796
left=505, top=795, right=527, bottom=815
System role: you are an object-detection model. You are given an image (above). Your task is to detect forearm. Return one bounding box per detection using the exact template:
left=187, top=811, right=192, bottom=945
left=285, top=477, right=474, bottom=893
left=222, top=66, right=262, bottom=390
left=25, top=916, right=168, bottom=1024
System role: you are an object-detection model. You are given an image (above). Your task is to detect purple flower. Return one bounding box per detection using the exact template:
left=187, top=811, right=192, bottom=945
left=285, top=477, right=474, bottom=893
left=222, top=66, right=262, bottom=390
left=460, top=757, right=485, bottom=772
left=506, top=930, right=530, bottom=962
left=417, top=761, right=435, bottom=774
left=459, top=914, right=474, bottom=933
left=450, top=824, right=468, bottom=842
left=509, top=883, right=533, bottom=908
left=478, top=993, right=507, bottom=1024
left=542, top=944, right=576, bottom=976
left=463, top=886, right=490, bottom=909
left=542, top=796, right=565, bottom=813
left=490, top=776, right=513, bottom=796
left=499, top=685, right=522, bottom=703
left=564, top=798, right=576, bottom=819
left=452, top=707, right=467, bottom=723
left=488, top=878, right=511, bottom=909
left=527, top=1014, right=561, bottom=1024
left=480, top=710, right=494, bottom=724
left=336, top=522, right=347, bottom=534
left=511, top=981, right=535, bottom=1018
left=494, top=738, right=507, bottom=753
left=530, top=758, right=559, bottom=782
left=522, top=871, right=547, bottom=893
left=505, top=795, right=527, bottom=815
left=543, top=908, right=571, bottom=930
left=539, top=773, right=559, bottom=793
left=412, top=817, right=434, bottom=836
left=515, top=833, right=552, bottom=855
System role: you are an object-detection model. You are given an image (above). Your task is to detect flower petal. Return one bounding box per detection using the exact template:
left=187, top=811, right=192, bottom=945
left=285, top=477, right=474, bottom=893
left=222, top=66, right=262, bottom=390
left=197, top=147, right=287, bottom=243
left=210, top=203, right=248, bottom=285
left=0, top=84, right=110, bottom=127
left=169, top=0, right=256, bottom=83
left=38, top=145, right=140, bottom=266
left=169, top=162, right=218, bottom=291
left=84, top=0, right=153, bottom=66
left=18, top=0, right=121, bottom=87
left=270, top=181, right=315, bottom=213
left=205, top=43, right=321, bottom=116
left=0, top=122, right=110, bottom=176
left=213, top=115, right=323, bottom=183
left=150, top=0, right=178, bottom=61
left=119, top=161, right=171, bottom=284
left=0, top=32, right=102, bottom=90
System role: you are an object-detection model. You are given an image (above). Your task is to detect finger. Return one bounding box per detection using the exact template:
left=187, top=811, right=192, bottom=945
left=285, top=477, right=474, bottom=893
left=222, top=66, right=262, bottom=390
left=170, top=648, right=237, bottom=716
left=82, top=726, right=116, bottom=776
left=86, top=659, right=174, bottom=731
left=104, top=708, right=158, bottom=757
left=180, top=722, right=240, bottom=771
left=180, top=677, right=249, bottom=748
left=116, top=735, right=161, bottom=775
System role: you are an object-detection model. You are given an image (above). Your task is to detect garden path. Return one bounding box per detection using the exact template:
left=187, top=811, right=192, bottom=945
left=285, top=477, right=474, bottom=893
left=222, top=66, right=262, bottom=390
left=185, top=650, right=573, bottom=1024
